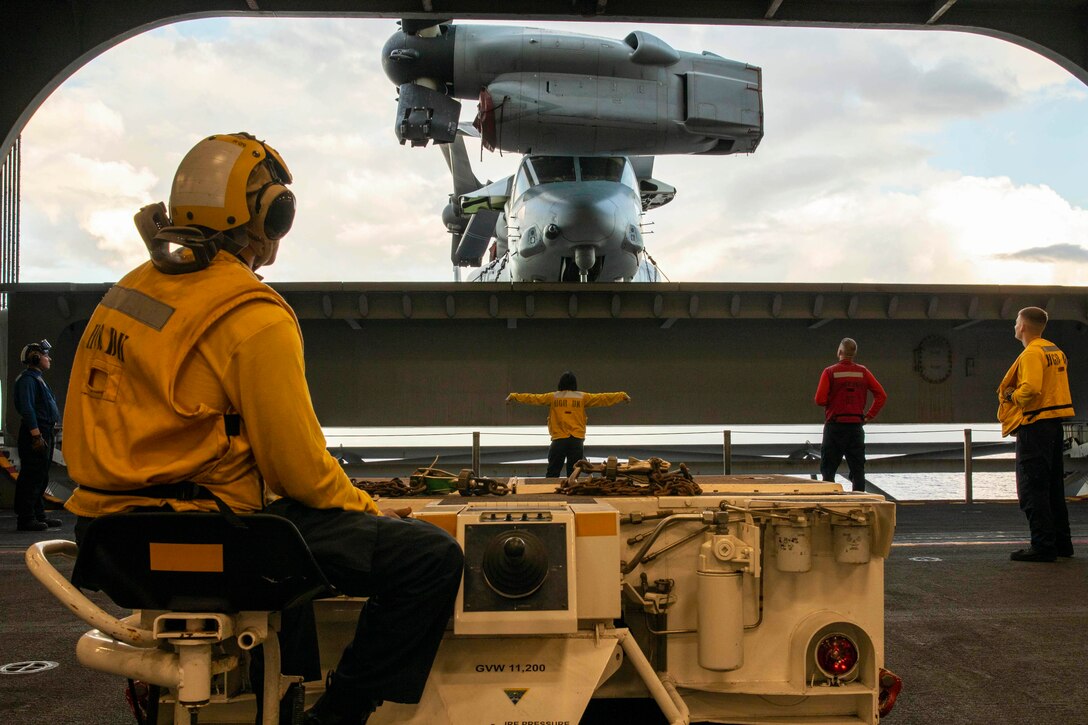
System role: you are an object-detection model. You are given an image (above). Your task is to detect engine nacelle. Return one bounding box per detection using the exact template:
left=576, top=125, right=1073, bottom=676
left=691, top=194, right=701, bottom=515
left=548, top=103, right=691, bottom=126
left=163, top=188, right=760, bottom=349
left=476, top=67, right=761, bottom=156
left=383, top=24, right=763, bottom=156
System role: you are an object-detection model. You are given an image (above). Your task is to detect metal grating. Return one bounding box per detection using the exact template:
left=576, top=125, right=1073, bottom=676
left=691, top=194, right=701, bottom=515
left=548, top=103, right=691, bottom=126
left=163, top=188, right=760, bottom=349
left=0, top=135, right=19, bottom=309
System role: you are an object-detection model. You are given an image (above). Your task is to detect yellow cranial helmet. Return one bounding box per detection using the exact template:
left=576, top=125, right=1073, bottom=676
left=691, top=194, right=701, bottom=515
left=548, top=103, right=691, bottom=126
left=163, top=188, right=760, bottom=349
left=169, top=132, right=295, bottom=240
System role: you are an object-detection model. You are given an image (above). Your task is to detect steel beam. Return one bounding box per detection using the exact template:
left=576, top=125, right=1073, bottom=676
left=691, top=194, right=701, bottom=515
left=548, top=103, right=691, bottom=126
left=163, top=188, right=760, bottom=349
left=5, top=281, right=1087, bottom=434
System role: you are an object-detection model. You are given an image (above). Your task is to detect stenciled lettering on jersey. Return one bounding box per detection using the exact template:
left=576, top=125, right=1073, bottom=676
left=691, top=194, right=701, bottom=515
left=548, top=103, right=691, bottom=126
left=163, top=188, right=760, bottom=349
left=1045, top=352, right=1066, bottom=368
left=84, top=323, right=130, bottom=363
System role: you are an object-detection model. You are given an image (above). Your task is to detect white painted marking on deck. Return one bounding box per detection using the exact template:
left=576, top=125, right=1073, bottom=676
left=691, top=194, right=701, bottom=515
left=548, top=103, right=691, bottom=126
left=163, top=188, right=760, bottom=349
left=0, top=660, right=59, bottom=675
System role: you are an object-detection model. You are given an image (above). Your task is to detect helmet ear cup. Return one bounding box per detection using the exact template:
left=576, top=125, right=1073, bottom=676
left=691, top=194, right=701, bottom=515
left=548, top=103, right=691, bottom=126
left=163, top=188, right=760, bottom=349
left=159, top=134, right=294, bottom=273
left=252, top=183, right=296, bottom=241
left=20, top=341, right=49, bottom=365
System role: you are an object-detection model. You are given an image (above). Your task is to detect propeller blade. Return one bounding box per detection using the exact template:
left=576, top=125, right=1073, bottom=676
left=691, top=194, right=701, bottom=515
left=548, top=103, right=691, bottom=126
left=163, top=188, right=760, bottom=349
left=441, top=134, right=483, bottom=199
left=454, top=209, right=500, bottom=267
left=399, top=19, right=452, bottom=35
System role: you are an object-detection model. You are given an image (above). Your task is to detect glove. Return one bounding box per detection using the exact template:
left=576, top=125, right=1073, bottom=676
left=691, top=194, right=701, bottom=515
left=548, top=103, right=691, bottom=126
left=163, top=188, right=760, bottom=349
left=31, top=435, right=46, bottom=453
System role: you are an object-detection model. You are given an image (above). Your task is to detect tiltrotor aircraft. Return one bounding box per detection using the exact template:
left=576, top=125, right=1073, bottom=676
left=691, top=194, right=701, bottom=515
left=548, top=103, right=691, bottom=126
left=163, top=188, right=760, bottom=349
left=381, top=21, right=763, bottom=282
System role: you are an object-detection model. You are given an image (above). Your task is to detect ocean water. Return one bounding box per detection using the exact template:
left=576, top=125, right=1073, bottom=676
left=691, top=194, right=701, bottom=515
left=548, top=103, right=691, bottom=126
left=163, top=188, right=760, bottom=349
left=323, top=423, right=1015, bottom=502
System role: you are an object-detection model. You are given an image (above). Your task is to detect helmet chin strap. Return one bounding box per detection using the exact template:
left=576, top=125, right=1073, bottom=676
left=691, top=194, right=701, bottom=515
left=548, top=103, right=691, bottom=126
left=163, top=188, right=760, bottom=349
left=239, top=227, right=277, bottom=271
left=135, top=205, right=275, bottom=274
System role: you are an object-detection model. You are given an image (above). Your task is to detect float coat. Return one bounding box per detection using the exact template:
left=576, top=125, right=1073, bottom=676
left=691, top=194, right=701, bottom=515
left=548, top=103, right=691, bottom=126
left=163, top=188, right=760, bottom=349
left=507, top=390, right=627, bottom=439
left=997, top=337, right=1075, bottom=437
left=64, top=251, right=378, bottom=517
left=814, top=361, right=887, bottom=423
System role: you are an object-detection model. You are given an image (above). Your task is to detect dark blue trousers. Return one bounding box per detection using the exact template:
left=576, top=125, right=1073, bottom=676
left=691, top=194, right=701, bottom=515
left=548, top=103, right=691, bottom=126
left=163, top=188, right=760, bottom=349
left=15, top=423, right=54, bottom=525
left=547, top=436, right=585, bottom=478
left=265, top=499, right=464, bottom=703
left=820, top=421, right=866, bottom=492
left=1015, top=419, right=1072, bottom=555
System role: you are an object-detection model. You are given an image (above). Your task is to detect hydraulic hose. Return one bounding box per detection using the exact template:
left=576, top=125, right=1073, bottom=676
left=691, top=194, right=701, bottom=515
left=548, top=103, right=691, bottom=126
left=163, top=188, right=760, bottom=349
left=621, top=513, right=704, bottom=575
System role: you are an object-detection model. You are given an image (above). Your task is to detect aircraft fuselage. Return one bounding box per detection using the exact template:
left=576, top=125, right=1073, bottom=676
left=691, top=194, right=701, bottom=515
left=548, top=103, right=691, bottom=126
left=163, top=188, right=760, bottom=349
left=507, top=177, right=643, bottom=282
left=382, top=22, right=761, bottom=282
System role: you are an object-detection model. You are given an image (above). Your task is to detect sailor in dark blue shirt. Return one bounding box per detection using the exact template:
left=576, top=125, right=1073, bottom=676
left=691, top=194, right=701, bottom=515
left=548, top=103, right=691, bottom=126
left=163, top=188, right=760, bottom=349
left=13, top=339, right=61, bottom=531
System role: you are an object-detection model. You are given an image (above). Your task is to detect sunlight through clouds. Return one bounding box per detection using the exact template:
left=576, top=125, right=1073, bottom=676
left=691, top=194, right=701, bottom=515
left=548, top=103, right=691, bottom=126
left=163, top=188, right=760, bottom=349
left=927, top=176, right=1088, bottom=284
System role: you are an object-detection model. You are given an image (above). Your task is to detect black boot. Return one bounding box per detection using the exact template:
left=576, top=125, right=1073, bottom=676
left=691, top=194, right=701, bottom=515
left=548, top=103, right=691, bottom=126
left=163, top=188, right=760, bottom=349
left=251, top=650, right=306, bottom=725
left=303, top=670, right=378, bottom=725
left=253, top=681, right=305, bottom=724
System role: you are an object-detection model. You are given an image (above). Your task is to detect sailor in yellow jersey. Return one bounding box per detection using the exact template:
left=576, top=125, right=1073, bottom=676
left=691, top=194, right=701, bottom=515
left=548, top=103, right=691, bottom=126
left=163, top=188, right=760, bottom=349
left=507, top=371, right=630, bottom=477
left=997, top=306, right=1076, bottom=563
left=63, top=133, right=462, bottom=724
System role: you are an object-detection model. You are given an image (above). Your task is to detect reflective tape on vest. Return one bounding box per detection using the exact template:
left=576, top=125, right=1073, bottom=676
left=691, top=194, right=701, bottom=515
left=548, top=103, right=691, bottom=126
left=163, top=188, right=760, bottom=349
left=149, top=542, right=224, bottom=573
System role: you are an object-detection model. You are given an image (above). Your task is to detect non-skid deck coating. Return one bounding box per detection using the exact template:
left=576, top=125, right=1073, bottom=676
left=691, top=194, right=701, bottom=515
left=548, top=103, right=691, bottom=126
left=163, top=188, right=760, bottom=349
left=1, top=500, right=1085, bottom=725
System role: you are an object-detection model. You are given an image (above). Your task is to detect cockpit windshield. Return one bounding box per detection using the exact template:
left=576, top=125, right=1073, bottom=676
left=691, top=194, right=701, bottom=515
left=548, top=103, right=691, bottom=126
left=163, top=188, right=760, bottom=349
left=528, top=156, right=576, bottom=184
left=516, top=156, right=638, bottom=200
left=578, top=157, right=625, bottom=182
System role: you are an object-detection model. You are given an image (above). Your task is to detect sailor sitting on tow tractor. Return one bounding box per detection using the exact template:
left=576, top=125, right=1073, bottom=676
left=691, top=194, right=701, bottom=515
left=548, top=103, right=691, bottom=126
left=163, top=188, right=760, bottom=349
left=62, top=132, right=463, bottom=725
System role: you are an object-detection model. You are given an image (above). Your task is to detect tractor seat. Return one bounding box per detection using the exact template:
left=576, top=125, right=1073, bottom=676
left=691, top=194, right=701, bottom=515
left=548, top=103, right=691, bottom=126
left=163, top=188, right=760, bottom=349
left=28, top=511, right=335, bottom=723
left=71, top=511, right=334, bottom=612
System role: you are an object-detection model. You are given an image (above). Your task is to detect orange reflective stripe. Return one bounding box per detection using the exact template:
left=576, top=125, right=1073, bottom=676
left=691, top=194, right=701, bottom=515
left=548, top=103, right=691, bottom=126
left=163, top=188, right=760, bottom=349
left=575, top=511, right=617, bottom=537
left=149, top=542, right=224, bottom=572
left=422, top=512, right=457, bottom=538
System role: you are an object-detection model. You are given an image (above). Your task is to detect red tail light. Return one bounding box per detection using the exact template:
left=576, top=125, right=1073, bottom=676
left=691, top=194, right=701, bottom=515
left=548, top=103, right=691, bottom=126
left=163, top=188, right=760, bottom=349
left=814, top=633, right=859, bottom=679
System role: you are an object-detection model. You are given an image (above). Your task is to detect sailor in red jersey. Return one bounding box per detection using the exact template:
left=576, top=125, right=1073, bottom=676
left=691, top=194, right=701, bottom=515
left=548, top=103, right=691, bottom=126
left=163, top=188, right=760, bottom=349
left=814, top=338, right=888, bottom=491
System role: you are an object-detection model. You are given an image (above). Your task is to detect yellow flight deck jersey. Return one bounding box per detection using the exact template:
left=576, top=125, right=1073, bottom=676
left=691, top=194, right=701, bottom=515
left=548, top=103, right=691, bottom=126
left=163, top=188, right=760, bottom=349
left=996, top=337, right=1075, bottom=437
left=507, top=390, right=628, bottom=440
left=64, top=251, right=379, bottom=517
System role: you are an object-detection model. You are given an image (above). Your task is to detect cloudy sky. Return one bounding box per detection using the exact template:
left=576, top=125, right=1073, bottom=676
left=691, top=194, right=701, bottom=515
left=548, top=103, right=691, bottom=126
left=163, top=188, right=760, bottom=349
left=16, top=17, right=1088, bottom=286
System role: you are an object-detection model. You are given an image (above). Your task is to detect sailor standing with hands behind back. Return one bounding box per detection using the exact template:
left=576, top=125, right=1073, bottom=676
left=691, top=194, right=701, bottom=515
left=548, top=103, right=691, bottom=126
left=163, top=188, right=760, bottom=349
left=814, top=338, right=887, bottom=492
left=14, top=339, right=62, bottom=531
left=998, top=306, right=1076, bottom=562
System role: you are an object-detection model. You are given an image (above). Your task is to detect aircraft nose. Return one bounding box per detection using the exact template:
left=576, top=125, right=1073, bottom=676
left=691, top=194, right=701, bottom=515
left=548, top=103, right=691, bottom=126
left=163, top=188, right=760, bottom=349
left=546, top=193, right=618, bottom=244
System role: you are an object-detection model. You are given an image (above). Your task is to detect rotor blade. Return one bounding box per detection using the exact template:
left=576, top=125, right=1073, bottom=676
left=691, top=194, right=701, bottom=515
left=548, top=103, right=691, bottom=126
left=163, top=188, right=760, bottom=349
left=629, top=156, right=655, bottom=180
left=454, top=209, right=500, bottom=267
left=450, top=231, right=461, bottom=267
left=400, top=18, right=452, bottom=35
left=457, top=122, right=481, bottom=137
left=441, top=133, right=482, bottom=199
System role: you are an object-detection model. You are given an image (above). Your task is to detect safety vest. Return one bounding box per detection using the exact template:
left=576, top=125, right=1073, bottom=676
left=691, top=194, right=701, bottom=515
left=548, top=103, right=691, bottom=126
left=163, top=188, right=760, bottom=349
left=818, top=361, right=885, bottom=423
left=63, top=252, right=299, bottom=514
left=508, top=390, right=628, bottom=439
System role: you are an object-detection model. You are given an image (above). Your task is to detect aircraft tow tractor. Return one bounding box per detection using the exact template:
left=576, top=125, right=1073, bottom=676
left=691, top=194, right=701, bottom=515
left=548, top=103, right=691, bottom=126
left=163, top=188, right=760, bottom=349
left=27, top=464, right=902, bottom=724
